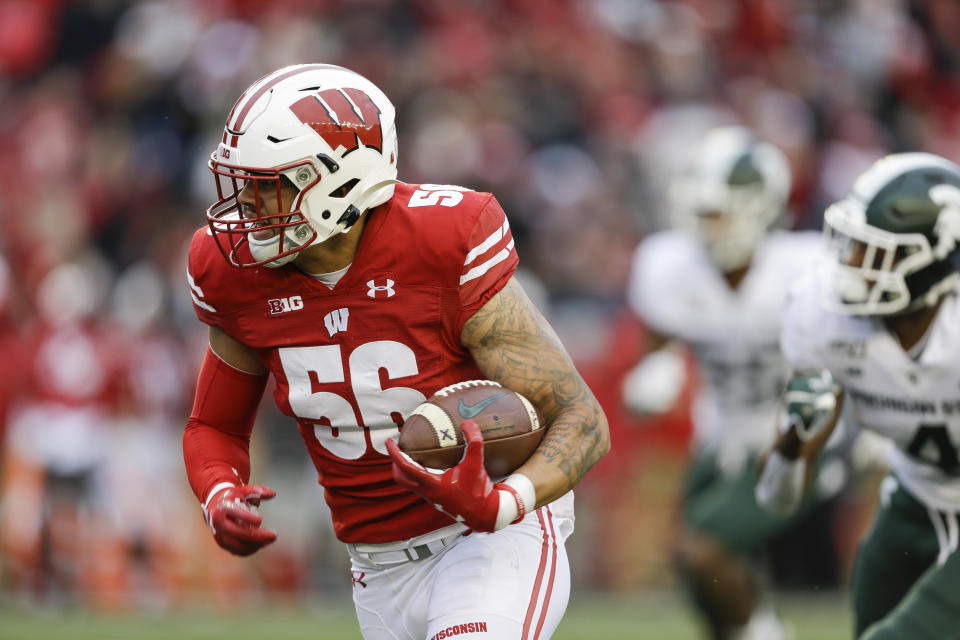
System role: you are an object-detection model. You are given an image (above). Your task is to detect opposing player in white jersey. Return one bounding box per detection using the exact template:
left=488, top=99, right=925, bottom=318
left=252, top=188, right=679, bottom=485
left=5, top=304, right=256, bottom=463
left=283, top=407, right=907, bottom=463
left=756, top=152, right=960, bottom=639
left=624, top=126, right=826, bottom=640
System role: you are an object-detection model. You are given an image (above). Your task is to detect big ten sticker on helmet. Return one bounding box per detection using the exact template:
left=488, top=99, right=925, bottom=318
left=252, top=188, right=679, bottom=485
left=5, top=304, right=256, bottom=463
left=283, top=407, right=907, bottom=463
left=289, top=88, right=383, bottom=155
left=268, top=295, right=304, bottom=315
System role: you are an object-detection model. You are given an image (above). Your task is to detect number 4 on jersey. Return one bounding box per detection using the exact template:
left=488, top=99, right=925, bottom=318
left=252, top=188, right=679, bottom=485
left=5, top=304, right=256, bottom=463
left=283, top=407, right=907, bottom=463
left=908, top=423, right=960, bottom=475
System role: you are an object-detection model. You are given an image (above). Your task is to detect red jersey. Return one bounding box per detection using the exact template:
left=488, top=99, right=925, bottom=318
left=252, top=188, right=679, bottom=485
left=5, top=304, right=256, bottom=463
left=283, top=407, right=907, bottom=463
left=187, top=183, right=519, bottom=543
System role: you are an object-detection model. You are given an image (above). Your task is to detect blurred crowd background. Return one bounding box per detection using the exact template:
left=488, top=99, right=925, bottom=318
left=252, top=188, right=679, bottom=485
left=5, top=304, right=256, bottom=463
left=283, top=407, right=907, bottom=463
left=0, top=0, right=956, bottom=616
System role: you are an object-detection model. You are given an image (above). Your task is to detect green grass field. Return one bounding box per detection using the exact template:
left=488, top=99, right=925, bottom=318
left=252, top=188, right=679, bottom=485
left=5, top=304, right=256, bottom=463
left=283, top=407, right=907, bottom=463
left=0, top=590, right=852, bottom=639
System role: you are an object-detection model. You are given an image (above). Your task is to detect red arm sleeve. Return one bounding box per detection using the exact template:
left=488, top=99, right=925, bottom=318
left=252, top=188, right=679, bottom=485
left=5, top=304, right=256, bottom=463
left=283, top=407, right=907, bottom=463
left=182, top=348, right=268, bottom=508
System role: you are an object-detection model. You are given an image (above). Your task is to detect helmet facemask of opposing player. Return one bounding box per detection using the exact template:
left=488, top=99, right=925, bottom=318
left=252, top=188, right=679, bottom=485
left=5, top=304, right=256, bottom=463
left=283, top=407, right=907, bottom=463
left=823, top=152, right=960, bottom=316
left=670, top=127, right=791, bottom=272
left=207, top=64, right=399, bottom=268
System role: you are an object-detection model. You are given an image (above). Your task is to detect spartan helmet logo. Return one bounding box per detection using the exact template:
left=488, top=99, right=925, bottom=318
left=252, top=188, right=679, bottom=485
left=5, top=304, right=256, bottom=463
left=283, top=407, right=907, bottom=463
left=930, top=184, right=960, bottom=257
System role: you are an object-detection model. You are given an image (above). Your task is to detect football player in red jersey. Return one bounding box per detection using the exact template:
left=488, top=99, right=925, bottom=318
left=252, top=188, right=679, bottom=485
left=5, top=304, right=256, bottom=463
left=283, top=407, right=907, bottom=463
left=183, top=64, right=609, bottom=639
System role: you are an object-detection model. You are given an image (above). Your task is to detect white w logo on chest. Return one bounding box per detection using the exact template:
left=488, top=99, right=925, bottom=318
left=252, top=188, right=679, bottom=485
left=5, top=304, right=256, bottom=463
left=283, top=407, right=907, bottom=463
left=324, top=308, right=350, bottom=337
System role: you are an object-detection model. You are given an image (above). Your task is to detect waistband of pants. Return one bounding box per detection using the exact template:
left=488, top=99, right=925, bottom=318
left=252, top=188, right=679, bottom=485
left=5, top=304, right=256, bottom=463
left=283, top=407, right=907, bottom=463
left=347, top=522, right=468, bottom=568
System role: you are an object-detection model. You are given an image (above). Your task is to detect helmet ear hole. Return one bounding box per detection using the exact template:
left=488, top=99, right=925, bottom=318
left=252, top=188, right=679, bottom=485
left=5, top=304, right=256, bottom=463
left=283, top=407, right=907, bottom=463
left=330, top=178, right=360, bottom=199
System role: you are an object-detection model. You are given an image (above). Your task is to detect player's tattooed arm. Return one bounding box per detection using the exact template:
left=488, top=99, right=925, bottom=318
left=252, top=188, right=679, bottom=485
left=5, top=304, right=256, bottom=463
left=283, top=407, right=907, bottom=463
left=462, top=277, right=610, bottom=506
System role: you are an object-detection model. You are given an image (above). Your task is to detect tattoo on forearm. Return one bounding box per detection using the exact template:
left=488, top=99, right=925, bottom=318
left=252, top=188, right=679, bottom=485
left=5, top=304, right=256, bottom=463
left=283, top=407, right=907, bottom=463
left=463, top=279, right=609, bottom=499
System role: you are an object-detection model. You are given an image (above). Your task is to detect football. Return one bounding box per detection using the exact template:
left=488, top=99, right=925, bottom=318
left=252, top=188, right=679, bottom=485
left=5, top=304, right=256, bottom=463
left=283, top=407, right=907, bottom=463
left=399, top=380, right=544, bottom=477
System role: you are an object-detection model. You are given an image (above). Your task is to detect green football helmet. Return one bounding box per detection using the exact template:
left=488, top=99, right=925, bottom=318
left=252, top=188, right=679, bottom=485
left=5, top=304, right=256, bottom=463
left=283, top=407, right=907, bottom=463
left=824, top=152, right=960, bottom=315
left=670, top=126, right=791, bottom=271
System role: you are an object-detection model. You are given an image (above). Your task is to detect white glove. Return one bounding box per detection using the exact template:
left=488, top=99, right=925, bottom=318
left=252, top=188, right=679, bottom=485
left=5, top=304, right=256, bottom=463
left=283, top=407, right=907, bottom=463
left=622, top=347, right=686, bottom=415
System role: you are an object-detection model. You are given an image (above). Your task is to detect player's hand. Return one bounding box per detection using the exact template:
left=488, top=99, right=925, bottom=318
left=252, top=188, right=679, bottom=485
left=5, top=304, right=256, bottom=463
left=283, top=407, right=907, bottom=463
left=777, top=370, right=842, bottom=442
left=387, top=420, right=509, bottom=533
left=206, top=484, right=278, bottom=556
left=621, top=348, right=686, bottom=416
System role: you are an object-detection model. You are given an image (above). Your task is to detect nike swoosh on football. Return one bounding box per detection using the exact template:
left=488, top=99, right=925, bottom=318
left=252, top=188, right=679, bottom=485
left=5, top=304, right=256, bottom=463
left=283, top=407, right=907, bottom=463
left=458, top=392, right=510, bottom=419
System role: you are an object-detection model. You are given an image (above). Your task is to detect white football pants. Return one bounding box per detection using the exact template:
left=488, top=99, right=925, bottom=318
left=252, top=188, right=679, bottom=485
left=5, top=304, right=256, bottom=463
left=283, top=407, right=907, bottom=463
left=349, top=492, right=574, bottom=640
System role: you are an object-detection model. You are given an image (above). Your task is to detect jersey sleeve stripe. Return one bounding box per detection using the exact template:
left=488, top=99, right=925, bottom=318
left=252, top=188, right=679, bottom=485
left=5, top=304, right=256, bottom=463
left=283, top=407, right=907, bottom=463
left=191, top=291, right=217, bottom=313
left=187, top=268, right=205, bottom=297
left=459, top=239, right=515, bottom=285
left=187, top=268, right=218, bottom=312
left=464, top=219, right=510, bottom=266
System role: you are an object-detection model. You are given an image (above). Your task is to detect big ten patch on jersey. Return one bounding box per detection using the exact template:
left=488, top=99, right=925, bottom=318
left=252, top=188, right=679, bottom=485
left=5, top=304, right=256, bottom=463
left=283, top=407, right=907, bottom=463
left=267, top=295, right=304, bottom=315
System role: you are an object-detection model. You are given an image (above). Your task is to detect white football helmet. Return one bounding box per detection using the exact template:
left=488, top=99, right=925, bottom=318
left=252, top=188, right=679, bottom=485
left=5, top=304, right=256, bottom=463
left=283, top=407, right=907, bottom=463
left=670, top=126, right=791, bottom=271
left=207, top=64, right=399, bottom=268
left=823, top=152, right=960, bottom=315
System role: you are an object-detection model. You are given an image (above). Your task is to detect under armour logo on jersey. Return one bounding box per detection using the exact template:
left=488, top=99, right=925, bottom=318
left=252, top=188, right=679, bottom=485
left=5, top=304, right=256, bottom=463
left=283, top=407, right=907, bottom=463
left=367, top=279, right=396, bottom=298
left=268, top=295, right=304, bottom=315
left=323, top=308, right=349, bottom=337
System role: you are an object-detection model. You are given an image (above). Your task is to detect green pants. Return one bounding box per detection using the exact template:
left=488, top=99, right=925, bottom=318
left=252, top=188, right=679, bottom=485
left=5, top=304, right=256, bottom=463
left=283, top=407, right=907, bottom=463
left=683, top=449, right=825, bottom=556
left=854, top=475, right=960, bottom=639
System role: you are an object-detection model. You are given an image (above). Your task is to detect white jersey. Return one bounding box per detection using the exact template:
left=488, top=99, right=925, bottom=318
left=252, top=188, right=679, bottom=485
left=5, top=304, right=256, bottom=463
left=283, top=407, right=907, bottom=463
left=782, top=269, right=960, bottom=510
left=628, top=229, right=823, bottom=452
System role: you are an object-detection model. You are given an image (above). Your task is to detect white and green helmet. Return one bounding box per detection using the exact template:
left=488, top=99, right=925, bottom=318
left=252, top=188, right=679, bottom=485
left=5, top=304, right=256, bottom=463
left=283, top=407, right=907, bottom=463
left=670, top=126, right=792, bottom=271
left=824, top=152, right=960, bottom=316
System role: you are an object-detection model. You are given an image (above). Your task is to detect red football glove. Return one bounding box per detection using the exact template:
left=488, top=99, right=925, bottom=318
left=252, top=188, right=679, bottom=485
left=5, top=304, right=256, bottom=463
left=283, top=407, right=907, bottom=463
left=205, top=484, right=278, bottom=556
left=386, top=420, right=525, bottom=533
